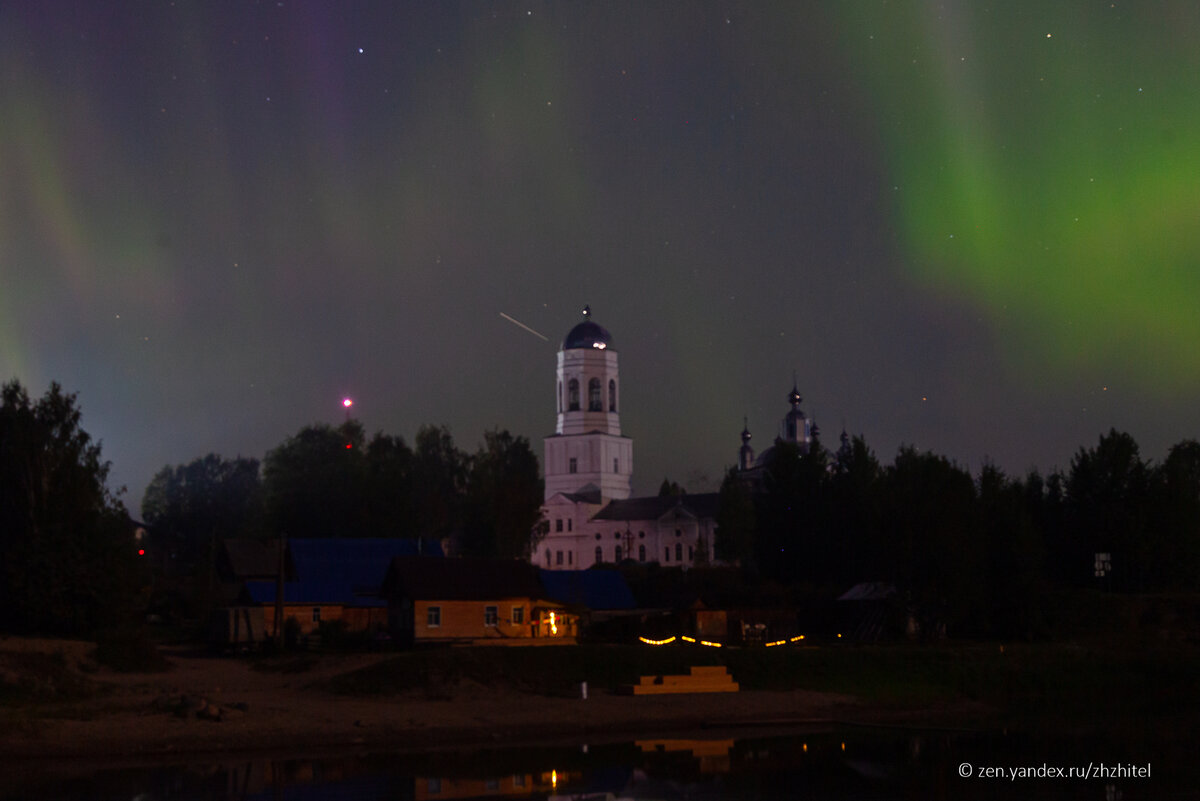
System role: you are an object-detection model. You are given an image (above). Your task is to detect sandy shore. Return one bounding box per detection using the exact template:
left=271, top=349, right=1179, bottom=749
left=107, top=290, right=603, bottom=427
left=0, top=639, right=966, bottom=766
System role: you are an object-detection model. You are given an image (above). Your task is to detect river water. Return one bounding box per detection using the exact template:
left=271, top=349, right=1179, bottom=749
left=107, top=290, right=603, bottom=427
left=3, top=727, right=1190, bottom=800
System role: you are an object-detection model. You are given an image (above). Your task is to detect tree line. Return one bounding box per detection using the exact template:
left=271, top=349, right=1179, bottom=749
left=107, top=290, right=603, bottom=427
left=716, top=430, right=1200, bottom=638
left=141, top=420, right=545, bottom=573
left=3, top=376, right=1197, bottom=640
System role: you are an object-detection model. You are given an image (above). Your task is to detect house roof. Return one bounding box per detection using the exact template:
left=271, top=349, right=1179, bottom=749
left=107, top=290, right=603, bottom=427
left=239, top=537, right=443, bottom=607
left=244, top=578, right=387, bottom=607
left=591, top=492, right=720, bottom=523
left=221, top=539, right=291, bottom=579
left=538, top=569, right=636, bottom=610
left=288, top=537, right=442, bottom=595
left=384, top=556, right=546, bottom=602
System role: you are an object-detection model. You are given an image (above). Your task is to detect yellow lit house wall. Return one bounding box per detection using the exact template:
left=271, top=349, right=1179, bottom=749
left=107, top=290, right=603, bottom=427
left=414, top=599, right=575, bottom=643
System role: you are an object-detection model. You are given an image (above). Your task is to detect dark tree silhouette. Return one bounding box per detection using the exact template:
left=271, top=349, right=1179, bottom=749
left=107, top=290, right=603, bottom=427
left=262, top=420, right=368, bottom=538
left=0, top=380, right=140, bottom=635
left=461, top=429, right=545, bottom=559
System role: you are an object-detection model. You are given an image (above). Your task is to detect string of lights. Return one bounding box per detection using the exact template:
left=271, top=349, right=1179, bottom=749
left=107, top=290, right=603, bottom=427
left=637, top=634, right=814, bottom=647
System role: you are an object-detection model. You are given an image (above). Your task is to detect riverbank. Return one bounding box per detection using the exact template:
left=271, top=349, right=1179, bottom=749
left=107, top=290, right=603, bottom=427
left=3, top=634, right=1194, bottom=765
left=0, top=638, right=986, bottom=765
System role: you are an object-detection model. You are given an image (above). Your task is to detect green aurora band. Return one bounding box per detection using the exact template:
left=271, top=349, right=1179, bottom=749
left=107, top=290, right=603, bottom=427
left=840, top=2, right=1200, bottom=394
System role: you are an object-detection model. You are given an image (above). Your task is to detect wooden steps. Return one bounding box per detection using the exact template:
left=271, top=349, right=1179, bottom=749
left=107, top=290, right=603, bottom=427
left=619, top=665, right=739, bottom=695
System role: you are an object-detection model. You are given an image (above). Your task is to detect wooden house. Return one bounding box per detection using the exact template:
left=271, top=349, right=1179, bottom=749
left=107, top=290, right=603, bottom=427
left=213, top=538, right=442, bottom=645
left=383, top=557, right=577, bottom=645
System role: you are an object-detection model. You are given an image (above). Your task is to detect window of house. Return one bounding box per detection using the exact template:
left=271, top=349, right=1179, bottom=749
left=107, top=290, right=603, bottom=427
left=485, top=779, right=500, bottom=791
left=664, top=547, right=670, bottom=562
left=555, top=518, right=563, bottom=532
left=427, top=606, right=441, bottom=627
left=545, top=549, right=551, bottom=566
left=569, top=457, right=577, bottom=473
left=613, top=457, right=619, bottom=473
left=567, top=378, right=580, bottom=411
left=689, top=545, right=694, bottom=561
left=568, top=551, right=573, bottom=565
left=675, top=543, right=683, bottom=561
left=512, top=606, right=524, bottom=625
left=567, top=519, right=572, bottom=531
left=513, top=776, right=526, bottom=789
left=615, top=545, right=622, bottom=561
left=676, top=529, right=682, bottom=537
left=638, top=530, right=645, bottom=538
left=312, top=607, right=321, bottom=622
left=595, top=546, right=603, bottom=563
left=609, top=379, right=617, bottom=412
left=639, top=544, right=646, bottom=562
left=485, top=606, right=498, bottom=627
left=614, top=531, right=621, bottom=539
left=427, top=778, right=441, bottom=794
left=556, top=551, right=563, bottom=565
left=588, top=378, right=602, bottom=411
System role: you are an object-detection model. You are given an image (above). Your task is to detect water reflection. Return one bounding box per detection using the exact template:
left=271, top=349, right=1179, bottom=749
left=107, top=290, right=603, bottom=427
left=3, top=728, right=1185, bottom=800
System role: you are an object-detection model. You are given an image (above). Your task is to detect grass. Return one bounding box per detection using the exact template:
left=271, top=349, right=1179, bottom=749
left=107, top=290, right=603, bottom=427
left=320, top=638, right=1200, bottom=730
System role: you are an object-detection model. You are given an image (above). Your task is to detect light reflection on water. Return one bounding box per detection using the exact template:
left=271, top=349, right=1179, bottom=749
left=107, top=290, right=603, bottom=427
left=3, top=728, right=1187, bottom=801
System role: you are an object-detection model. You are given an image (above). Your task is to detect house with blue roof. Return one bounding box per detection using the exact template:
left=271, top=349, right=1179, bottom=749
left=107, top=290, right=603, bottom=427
left=216, top=537, right=443, bottom=643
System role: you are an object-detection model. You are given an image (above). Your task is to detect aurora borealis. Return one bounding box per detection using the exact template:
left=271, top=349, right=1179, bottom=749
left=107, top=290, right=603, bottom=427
left=2, top=1, right=1197, bottom=509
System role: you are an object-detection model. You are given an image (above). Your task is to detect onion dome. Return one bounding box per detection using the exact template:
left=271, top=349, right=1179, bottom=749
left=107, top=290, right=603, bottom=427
left=562, top=305, right=614, bottom=351
left=788, top=384, right=802, bottom=408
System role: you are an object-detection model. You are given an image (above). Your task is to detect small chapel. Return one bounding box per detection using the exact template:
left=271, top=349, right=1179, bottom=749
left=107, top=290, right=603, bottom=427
left=532, top=307, right=820, bottom=571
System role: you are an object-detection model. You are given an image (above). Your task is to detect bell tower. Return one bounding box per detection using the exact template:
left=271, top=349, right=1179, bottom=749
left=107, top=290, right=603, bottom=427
left=543, top=306, right=633, bottom=501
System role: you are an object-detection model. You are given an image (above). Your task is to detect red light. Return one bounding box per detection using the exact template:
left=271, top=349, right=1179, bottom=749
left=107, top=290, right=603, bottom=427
left=346, top=443, right=352, bottom=449
left=138, top=549, right=145, bottom=556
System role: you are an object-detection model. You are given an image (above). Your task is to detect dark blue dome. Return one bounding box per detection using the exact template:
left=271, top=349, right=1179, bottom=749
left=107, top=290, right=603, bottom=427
left=562, top=311, right=614, bottom=350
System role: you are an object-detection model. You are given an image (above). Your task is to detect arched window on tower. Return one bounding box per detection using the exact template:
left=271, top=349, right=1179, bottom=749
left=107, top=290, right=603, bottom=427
left=638, top=544, right=646, bottom=562
left=567, top=379, right=580, bottom=411
left=608, top=379, right=617, bottom=412
left=594, top=545, right=603, bottom=564
left=588, top=378, right=602, bottom=411
left=557, top=381, right=562, bottom=413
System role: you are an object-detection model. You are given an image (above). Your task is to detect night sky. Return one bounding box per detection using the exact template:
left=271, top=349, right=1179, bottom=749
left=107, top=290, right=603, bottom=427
left=3, top=2, right=1198, bottom=512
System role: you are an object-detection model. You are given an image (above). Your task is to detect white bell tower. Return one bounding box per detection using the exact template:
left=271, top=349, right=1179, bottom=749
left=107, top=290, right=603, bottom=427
left=543, top=306, right=633, bottom=501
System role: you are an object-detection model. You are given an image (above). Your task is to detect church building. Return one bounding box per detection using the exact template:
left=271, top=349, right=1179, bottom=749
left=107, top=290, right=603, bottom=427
left=535, top=307, right=719, bottom=571
left=531, top=307, right=829, bottom=572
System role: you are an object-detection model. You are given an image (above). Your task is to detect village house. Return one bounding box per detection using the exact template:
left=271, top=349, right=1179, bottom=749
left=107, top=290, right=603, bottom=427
left=383, top=556, right=577, bottom=645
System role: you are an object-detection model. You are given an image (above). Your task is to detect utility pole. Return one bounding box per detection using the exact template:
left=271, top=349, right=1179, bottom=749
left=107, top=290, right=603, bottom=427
left=274, top=535, right=286, bottom=647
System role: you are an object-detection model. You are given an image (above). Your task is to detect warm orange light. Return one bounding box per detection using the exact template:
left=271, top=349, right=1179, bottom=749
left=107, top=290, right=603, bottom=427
left=681, top=635, right=696, bottom=643
left=699, top=640, right=722, bottom=648
left=551, top=770, right=557, bottom=788
left=638, top=636, right=676, bottom=645
left=549, top=611, right=558, bottom=635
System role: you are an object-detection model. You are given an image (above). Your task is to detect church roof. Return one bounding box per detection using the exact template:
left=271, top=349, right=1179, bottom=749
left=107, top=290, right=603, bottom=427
left=592, top=492, right=720, bottom=523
